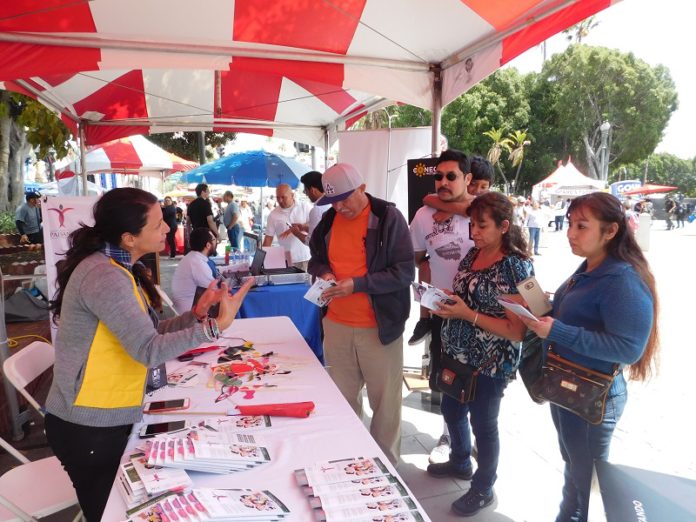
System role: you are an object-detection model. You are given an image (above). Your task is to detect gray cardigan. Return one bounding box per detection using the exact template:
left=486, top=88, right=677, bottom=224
left=308, top=194, right=415, bottom=344
left=46, top=252, right=210, bottom=426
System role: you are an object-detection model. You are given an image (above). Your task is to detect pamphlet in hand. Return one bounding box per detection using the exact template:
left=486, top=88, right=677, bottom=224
left=411, top=282, right=456, bottom=311
left=497, top=297, right=539, bottom=322
left=304, top=278, right=337, bottom=307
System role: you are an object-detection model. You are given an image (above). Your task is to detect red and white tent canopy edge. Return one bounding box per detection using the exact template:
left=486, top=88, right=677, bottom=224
left=0, top=0, right=620, bottom=147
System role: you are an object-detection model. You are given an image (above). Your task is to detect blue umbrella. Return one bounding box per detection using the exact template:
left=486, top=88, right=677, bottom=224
left=182, top=150, right=309, bottom=188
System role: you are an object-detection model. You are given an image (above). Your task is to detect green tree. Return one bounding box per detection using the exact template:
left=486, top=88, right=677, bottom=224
left=616, top=153, right=696, bottom=196
left=540, top=45, right=678, bottom=180
left=148, top=131, right=236, bottom=162
left=482, top=127, right=512, bottom=192
left=0, top=90, right=71, bottom=211
left=507, top=130, right=531, bottom=192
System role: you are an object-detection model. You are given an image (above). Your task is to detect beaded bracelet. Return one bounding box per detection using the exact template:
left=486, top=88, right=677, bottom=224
left=202, top=317, right=220, bottom=341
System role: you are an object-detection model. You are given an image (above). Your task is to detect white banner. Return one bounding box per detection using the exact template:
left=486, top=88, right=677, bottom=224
left=42, top=195, right=99, bottom=340
left=338, top=127, right=432, bottom=218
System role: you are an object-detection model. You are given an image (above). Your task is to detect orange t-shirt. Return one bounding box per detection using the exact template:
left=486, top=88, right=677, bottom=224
left=326, top=203, right=377, bottom=328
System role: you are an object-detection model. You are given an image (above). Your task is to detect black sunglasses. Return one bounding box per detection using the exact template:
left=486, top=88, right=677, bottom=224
left=434, top=172, right=459, bottom=182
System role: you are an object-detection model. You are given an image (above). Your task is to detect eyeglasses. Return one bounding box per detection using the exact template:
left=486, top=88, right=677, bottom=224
left=434, top=172, right=459, bottom=182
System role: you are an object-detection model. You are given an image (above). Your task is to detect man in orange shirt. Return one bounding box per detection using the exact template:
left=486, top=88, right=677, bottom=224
left=308, top=164, right=414, bottom=465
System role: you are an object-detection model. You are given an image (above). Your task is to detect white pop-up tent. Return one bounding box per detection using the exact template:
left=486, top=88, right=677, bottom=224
left=533, top=159, right=605, bottom=201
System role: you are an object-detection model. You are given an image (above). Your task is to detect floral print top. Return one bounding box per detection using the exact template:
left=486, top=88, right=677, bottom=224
left=441, top=248, right=534, bottom=380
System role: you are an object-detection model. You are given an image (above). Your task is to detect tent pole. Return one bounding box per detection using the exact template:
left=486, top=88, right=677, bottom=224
left=323, top=127, right=330, bottom=170
left=79, top=122, right=88, bottom=195
left=431, top=66, right=443, bottom=157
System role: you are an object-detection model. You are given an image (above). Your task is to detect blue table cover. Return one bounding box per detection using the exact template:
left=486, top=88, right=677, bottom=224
left=236, top=283, right=323, bottom=363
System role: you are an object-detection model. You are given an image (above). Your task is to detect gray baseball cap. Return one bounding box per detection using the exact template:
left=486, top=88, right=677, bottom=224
left=317, top=163, right=364, bottom=205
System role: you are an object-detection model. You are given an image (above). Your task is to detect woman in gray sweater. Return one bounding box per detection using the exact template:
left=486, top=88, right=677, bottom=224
left=45, top=188, right=251, bottom=521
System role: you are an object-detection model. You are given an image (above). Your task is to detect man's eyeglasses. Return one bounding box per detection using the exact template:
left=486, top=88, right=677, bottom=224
left=434, top=172, right=459, bottom=182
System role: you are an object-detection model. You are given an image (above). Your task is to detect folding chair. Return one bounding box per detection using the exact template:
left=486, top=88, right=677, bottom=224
left=0, top=435, right=81, bottom=521
left=2, top=341, right=54, bottom=416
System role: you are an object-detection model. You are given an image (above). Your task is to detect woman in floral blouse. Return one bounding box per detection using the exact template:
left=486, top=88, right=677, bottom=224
left=429, top=191, right=533, bottom=517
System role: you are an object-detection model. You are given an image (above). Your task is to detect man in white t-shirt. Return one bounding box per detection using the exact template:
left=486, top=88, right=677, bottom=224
left=410, top=149, right=475, bottom=466
left=293, top=170, right=330, bottom=244
left=171, top=228, right=219, bottom=314
left=262, top=184, right=311, bottom=270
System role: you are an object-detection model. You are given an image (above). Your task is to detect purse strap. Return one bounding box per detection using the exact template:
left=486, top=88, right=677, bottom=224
left=547, top=345, right=620, bottom=377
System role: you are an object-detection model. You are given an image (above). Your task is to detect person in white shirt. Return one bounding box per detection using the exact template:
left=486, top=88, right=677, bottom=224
left=291, top=171, right=330, bottom=244
left=262, top=184, right=311, bottom=270
left=171, top=228, right=219, bottom=314
left=409, top=149, right=476, bottom=466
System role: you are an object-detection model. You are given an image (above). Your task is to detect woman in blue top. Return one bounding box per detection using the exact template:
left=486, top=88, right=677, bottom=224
left=523, top=192, right=659, bottom=522
left=429, top=192, right=533, bottom=517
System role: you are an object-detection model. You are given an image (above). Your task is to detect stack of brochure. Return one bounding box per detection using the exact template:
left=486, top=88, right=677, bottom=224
left=144, top=432, right=271, bottom=474
left=125, top=488, right=290, bottom=521
left=294, top=457, right=426, bottom=522
left=116, top=453, right=193, bottom=509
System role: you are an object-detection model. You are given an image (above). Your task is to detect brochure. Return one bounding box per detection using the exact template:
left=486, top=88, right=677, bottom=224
left=304, top=278, right=337, bottom=307
left=411, top=282, right=456, bottom=311
left=497, top=297, right=539, bottom=322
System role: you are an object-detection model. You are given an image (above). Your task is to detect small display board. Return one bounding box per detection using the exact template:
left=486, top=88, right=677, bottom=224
left=406, top=157, right=439, bottom=223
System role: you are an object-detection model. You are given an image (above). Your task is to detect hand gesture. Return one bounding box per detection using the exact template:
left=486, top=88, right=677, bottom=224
left=519, top=315, right=554, bottom=339
left=321, top=278, right=354, bottom=300
left=431, top=293, right=472, bottom=320
left=216, top=278, right=254, bottom=331
left=193, top=279, right=225, bottom=319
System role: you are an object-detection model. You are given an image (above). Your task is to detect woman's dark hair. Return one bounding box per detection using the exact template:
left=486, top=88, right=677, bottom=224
left=567, top=193, right=659, bottom=381
left=468, top=191, right=529, bottom=258
left=50, top=188, right=162, bottom=321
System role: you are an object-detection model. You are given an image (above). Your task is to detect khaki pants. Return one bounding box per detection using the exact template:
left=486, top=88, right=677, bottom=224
left=323, top=318, right=403, bottom=465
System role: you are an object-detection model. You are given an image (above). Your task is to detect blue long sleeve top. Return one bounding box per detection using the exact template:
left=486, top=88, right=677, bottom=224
left=545, top=255, right=653, bottom=395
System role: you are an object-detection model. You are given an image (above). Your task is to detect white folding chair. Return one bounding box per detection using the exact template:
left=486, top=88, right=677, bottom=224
left=0, top=435, right=81, bottom=521
left=2, top=341, right=54, bottom=416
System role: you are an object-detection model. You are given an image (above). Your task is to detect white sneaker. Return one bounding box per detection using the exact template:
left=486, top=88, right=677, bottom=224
left=428, top=435, right=451, bottom=464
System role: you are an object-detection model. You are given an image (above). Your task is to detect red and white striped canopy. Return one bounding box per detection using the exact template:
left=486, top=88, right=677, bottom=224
left=0, top=0, right=619, bottom=147
left=84, top=135, right=198, bottom=175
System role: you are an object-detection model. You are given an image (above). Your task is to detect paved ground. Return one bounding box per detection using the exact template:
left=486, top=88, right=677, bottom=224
left=391, top=220, right=696, bottom=521
left=3, top=219, right=694, bottom=521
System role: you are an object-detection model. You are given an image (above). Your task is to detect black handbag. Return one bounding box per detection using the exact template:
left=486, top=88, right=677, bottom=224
left=529, top=347, right=619, bottom=425
left=517, top=329, right=546, bottom=404
left=435, top=351, right=497, bottom=404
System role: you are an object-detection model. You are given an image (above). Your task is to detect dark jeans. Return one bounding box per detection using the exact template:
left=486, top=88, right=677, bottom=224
left=428, top=315, right=443, bottom=390
left=551, top=391, right=627, bottom=522
left=45, top=413, right=132, bottom=522
left=27, top=230, right=44, bottom=244
left=165, top=225, right=177, bottom=256
left=528, top=227, right=540, bottom=254
left=555, top=215, right=564, bottom=231
left=441, top=375, right=508, bottom=495
left=227, top=223, right=243, bottom=250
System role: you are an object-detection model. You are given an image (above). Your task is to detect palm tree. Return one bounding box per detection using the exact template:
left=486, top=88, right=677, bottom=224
left=507, top=130, right=531, bottom=193
left=483, top=127, right=512, bottom=193
left=563, top=16, right=599, bottom=43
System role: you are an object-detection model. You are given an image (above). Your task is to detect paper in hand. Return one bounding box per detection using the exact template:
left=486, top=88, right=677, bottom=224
left=497, top=297, right=539, bottom=322
left=412, top=282, right=456, bottom=311
left=304, top=278, right=337, bottom=307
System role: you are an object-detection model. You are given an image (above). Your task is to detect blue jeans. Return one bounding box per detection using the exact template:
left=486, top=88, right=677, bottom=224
left=551, top=391, right=627, bottom=522
left=227, top=224, right=243, bottom=250
left=528, top=227, right=540, bottom=254
left=441, top=375, right=508, bottom=495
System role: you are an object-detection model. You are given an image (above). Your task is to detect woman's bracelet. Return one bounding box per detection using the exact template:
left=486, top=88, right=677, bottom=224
left=472, top=312, right=479, bottom=327
left=202, top=317, right=220, bottom=341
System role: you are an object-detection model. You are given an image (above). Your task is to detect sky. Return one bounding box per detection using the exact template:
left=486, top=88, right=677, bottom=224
left=507, top=0, right=694, bottom=159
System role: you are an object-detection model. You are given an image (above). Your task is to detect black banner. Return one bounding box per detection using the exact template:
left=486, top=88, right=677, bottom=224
left=406, top=157, right=439, bottom=223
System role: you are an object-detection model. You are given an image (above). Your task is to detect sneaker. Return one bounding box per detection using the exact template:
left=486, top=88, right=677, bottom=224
left=452, top=489, right=495, bottom=517
left=426, top=460, right=473, bottom=480
left=428, top=435, right=451, bottom=464
left=408, top=318, right=431, bottom=345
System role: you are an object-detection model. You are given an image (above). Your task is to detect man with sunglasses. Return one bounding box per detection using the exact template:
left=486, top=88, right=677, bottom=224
left=409, top=149, right=476, bottom=464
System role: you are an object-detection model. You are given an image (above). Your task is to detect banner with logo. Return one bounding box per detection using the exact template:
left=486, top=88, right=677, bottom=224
left=610, top=180, right=641, bottom=198
left=42, top=195, right=98, bottom=339
left=406, top=158, right=439, bottom=223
